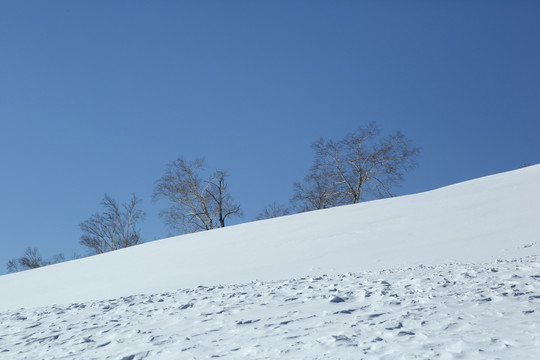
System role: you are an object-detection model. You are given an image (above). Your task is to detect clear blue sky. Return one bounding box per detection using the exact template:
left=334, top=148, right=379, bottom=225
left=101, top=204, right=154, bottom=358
left=1, top=1, right=539, bottom=273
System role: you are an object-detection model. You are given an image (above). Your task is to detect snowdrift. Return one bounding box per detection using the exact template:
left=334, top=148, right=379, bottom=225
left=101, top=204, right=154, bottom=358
left=1, top=165, right=539, bottom=312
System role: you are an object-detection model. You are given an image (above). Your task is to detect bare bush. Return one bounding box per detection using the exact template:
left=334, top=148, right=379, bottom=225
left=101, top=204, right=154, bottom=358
left=6, top=248, right=65, bottom=273
left=256, top=202, right=291, bottom=220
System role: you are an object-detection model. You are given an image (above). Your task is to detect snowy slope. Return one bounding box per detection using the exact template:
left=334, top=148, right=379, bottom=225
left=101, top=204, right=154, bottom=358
left=2, top=258, right=539, bottom=359
left=1, top=165, right=539, bottom=313
left=1, top=165, right=540, bottom=359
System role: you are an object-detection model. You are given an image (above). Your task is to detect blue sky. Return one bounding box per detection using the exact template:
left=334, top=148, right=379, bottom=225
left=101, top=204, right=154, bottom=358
left=1, top=1, right=539, bottom=273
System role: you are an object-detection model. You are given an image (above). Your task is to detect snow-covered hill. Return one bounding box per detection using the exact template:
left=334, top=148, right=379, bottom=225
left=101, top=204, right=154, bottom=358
left=1, top=165, right=539, bottom=359
left=2, top=165, right=539, bottom=312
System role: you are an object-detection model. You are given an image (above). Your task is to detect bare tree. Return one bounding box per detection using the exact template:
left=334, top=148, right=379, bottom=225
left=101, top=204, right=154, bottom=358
left=6, top=259, right=23, bottom=273
left=256, top=201, right=291, bottom=220
left=291, top=165, right=342, bottom=212
left=6, top=247, right=65, bottom=273
left=153, top=157, right=242, bottom=234
left=208, top=170, right=242, bottom=228
left=79, top=194, right=145, bottom=254
left=293, top=123, right=420, bottom=211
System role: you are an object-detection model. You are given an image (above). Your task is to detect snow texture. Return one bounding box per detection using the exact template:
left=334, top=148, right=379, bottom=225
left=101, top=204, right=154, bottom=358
left=1, top=165, right=540, bottom=358
left=1, top=259, right=539, bottom=359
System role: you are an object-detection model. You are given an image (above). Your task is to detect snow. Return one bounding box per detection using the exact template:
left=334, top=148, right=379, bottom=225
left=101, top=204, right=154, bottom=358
left=2, top=259, right=540, bottom=359
left=1, top=165, right=540, bottom=358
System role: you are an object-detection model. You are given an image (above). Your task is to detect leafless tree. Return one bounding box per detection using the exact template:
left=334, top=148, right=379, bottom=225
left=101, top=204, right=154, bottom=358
left=153, top=157, right=242, bottom=234
left=291, top=165, right=343, bottom=212
left=6, top=247, right=65, bottom=273
left=293, top=123, right=420, bottom=211
left=256, top=201, right=291, bottom=220
left=79, top=194, right=145, bottom=254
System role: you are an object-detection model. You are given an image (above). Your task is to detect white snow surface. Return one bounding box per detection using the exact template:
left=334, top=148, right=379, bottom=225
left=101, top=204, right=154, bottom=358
left=2, top=259, right=540, bottom=359
left=1, top=165, right=540, bottom=359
